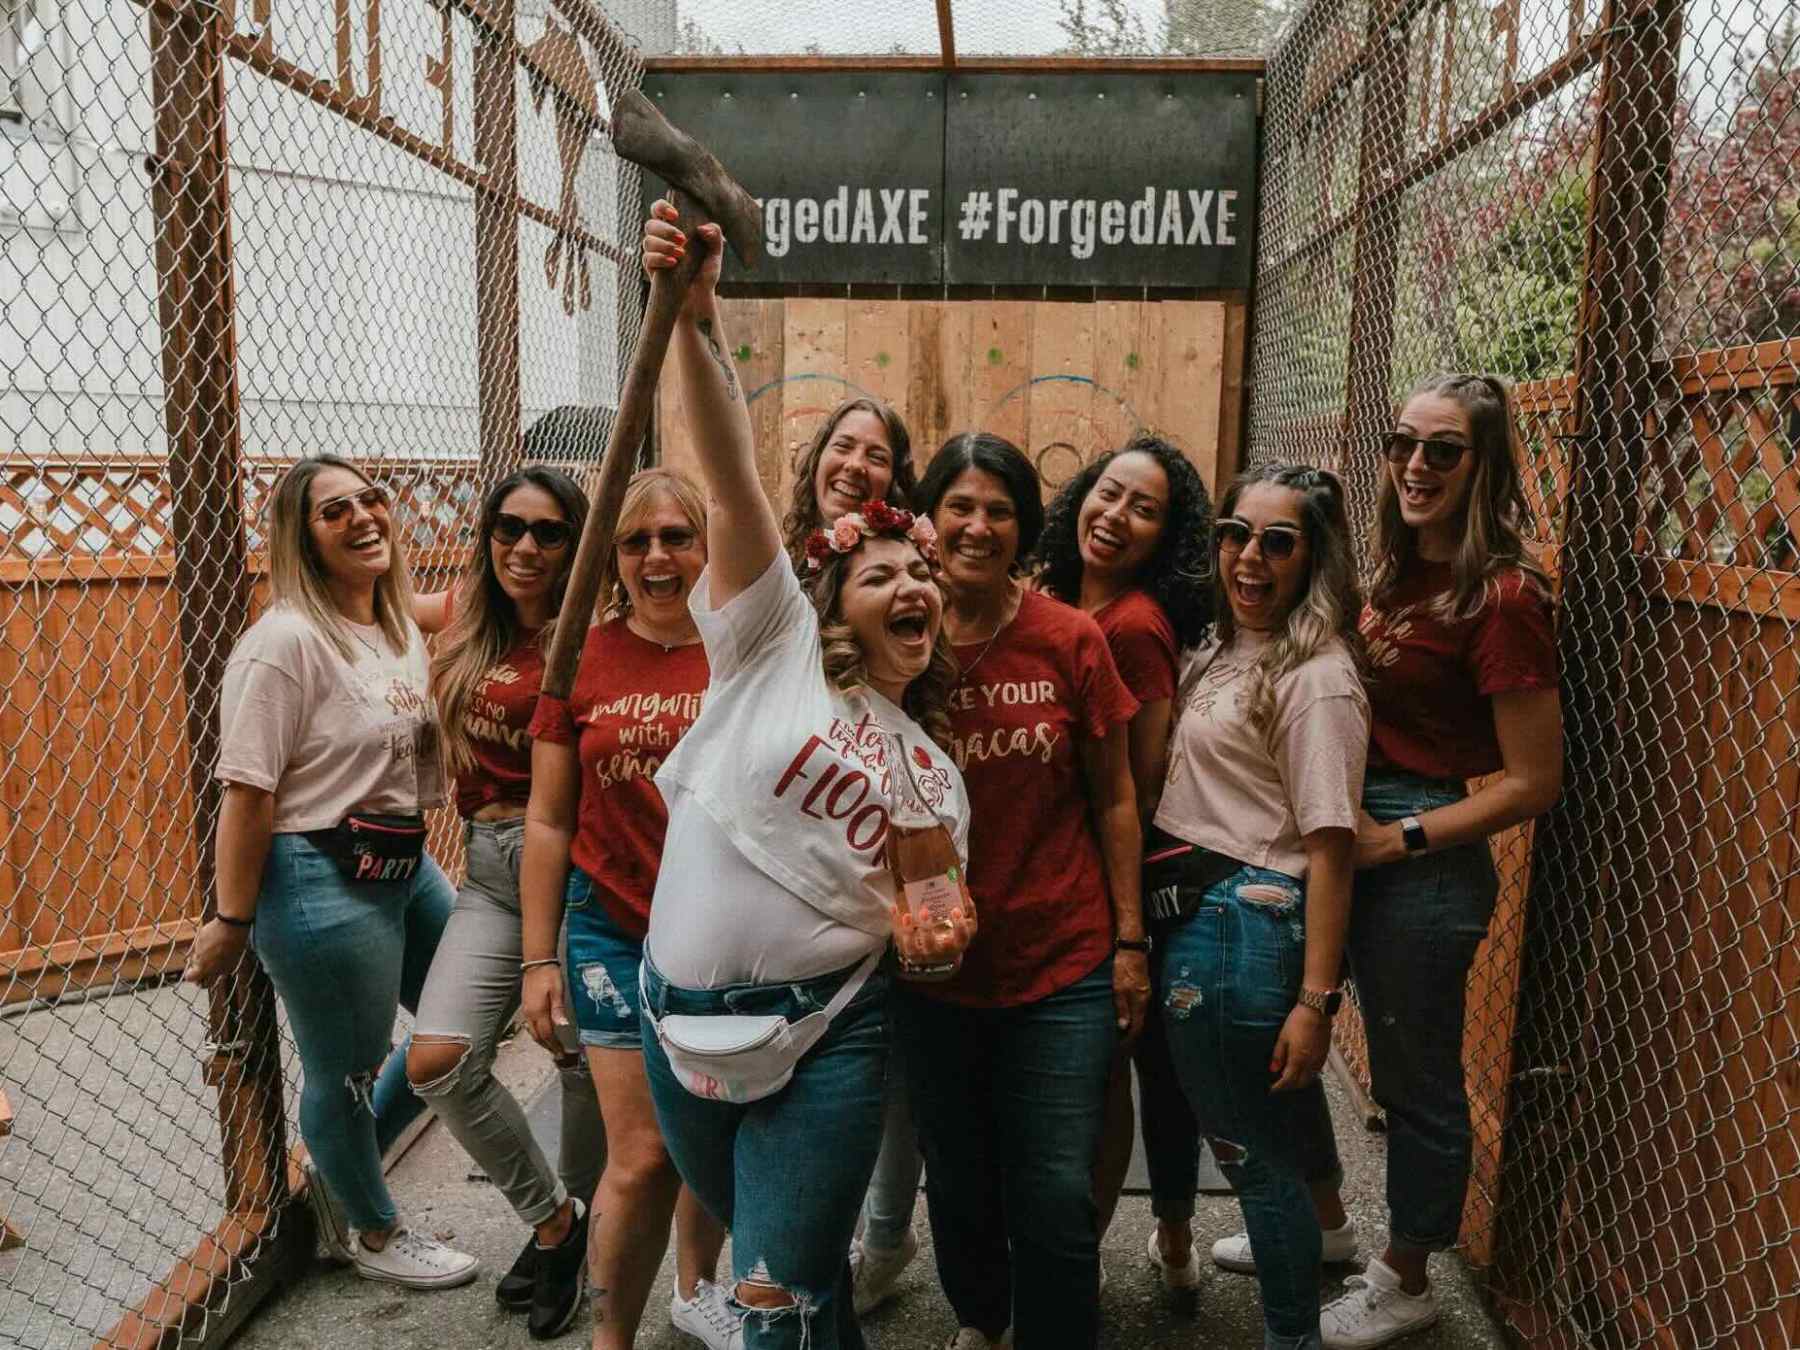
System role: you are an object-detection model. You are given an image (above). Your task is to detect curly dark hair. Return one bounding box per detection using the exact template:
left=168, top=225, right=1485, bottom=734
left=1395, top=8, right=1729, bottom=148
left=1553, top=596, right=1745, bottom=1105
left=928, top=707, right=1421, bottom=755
left=1031, top=435, right=1215, bottom=647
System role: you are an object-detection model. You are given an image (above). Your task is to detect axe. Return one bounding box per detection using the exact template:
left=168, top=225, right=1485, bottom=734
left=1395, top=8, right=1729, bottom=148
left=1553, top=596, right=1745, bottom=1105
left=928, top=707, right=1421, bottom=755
left=539, top=88, right=762, bottom=699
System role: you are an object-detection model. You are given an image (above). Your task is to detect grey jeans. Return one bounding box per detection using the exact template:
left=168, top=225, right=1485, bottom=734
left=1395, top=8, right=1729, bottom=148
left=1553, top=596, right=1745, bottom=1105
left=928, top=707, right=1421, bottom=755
left=411, top=817, right=605, bottom=1225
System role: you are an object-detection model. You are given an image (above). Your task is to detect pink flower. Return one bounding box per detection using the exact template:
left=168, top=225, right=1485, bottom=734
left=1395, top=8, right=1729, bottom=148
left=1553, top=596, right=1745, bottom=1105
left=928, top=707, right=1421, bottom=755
left=830, top=516, right=866, bottom=551
left=908, top=516, right=938, bottom=551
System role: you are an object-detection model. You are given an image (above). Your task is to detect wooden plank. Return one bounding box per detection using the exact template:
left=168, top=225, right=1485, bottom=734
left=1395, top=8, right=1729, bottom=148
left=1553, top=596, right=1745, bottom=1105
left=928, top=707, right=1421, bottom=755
left=739, top=298, right=790, bottom=510
left=846, top=298, right=911, bottom=415
left=779, top=296, right=851, bottom=515
left=1155, top=302, right=1226, bottom=491
left=1026, top=301, right=1098, bottom=498
left=1217, top=297, right=1250, bottom=486
left=1646, top=558, right=1800, bottom=622
left=968, top=300, right=1033, bottom=455
left=1667, top=337, right=1800, bottom=395
left=643, top=55, right=1266, bottom=74
left=904, top=301, right=952, bottom=473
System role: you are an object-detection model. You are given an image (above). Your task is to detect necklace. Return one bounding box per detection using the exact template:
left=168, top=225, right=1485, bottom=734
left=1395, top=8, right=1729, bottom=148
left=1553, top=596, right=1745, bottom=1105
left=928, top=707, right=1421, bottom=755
left=346, top=621, right=385, bottom=661
left=628, top=614, right=700, bottom=653
left=953, top=591, right=1017, bottom=681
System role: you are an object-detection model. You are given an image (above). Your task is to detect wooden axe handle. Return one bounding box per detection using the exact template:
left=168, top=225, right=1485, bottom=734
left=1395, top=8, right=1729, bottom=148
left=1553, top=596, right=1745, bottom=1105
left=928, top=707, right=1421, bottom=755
left=541, top=188, right=712, bottom=699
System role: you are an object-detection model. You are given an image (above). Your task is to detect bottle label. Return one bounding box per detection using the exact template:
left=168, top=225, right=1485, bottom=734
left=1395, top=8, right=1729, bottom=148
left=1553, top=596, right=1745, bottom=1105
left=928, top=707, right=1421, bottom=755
left=904, top=870, right=961, bottom=923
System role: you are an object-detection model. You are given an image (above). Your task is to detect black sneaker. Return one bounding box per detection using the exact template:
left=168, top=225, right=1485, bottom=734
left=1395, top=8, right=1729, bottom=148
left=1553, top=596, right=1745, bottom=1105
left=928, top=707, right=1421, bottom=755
left=528, top=1198, right=589, bottom=1340
left=496, top=1235, right=538, bottom=1313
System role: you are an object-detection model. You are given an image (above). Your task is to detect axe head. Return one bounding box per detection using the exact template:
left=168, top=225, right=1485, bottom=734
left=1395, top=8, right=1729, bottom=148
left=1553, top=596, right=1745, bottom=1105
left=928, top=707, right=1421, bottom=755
left=611, top=87, right=763, bottom=269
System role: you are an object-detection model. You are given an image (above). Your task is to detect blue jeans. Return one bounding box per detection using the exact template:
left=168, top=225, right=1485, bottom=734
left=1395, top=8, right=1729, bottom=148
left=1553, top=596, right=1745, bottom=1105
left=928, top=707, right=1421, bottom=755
left=859, top=1034, right=923, bottom=1251
left=896, top=958, right=1117, bottom=1348
left=640, top=952, right=889, bottom=1350
left=1156, top=865, right=1336, bottom=1350
left=251, top=832, right=455, bottom=1230
left=563, top=869, right=646, bottom=1050
left=1351, top=769, right=1500, bottom=1249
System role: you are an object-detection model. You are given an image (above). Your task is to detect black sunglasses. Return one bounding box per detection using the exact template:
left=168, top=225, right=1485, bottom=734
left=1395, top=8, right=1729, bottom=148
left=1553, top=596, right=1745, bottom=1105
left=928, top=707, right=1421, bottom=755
left=1215, top=518, right=1304, bottom=561
left=1382, top=431, right=1469, bottom=472
left=312, top=484, right=390, bottom=526
left=490, top=513, right=574, bottom=550
left=617, top=527, right=700, bottom=557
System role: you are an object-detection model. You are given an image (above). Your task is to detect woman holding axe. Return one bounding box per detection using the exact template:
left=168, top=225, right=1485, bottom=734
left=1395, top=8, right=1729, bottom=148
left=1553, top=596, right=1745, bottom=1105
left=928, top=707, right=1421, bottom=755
left=605, top=199, right=973, bottom=1350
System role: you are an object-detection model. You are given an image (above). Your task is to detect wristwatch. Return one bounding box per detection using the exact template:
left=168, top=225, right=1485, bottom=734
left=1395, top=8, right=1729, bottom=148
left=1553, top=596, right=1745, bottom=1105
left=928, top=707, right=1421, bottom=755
left=1296, top=986, right=1342, bottom=1018
left=1400, top=815, right=1429, bottom=855
left=1114, top=937, right=1151, bottom=953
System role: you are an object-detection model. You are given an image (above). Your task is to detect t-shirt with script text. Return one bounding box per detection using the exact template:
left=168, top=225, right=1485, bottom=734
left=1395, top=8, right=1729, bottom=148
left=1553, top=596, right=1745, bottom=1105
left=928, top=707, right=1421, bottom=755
left=1361, top=559, right=1557, bottom=780
left=453, top=631, right=545, bottom=819
left=528, top=618, right=708, bottom=940
left=216, top=604, right=445, bottom=832
left=651, top=556, right=972, bottom=956
left=928, top=589, right=1139, bottom=1008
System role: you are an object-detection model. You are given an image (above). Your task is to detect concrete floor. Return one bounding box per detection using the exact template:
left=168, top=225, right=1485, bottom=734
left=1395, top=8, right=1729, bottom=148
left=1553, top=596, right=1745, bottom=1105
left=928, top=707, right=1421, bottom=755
left=227, top=1030, right=1507, bottom=1350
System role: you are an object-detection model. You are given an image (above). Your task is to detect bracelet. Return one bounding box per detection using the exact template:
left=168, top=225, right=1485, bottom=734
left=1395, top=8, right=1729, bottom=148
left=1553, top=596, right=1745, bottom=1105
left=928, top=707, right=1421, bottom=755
left=520, top=958, right=560, bottom=973
left=1114, top=937, right=1151, bottom=953
left=214, top=912, right=253, bottom=929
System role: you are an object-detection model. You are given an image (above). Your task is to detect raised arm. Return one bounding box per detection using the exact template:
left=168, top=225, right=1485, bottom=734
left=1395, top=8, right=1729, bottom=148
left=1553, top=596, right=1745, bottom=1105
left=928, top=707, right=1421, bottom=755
left=643, top=200, right=780, bottom=604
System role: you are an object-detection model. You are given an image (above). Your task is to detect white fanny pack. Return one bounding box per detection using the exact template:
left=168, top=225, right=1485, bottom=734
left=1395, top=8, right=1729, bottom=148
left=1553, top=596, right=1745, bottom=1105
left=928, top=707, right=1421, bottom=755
left=643, top=950, right=883, bottom=1105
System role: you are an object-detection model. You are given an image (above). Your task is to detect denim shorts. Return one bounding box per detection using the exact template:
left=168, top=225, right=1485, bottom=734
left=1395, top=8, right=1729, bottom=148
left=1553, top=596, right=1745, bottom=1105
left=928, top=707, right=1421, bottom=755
left=562, top=869, right=644, bottom=1050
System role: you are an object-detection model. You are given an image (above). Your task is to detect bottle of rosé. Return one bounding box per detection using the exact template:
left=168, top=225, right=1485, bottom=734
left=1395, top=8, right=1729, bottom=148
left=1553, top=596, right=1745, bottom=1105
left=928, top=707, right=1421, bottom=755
left=883, top=732, right=975, bottom=982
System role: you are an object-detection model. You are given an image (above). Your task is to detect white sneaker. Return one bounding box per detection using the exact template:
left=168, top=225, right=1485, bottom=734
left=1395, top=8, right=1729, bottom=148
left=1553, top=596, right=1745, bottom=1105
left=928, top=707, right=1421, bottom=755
left=851, top=1225, right=920, bottom=1314
left=1212, top=1219, right=1359, bottom=1274
left=671, top=1277, right=745, bottom=1350
left=1145, top=1225, right=1202, bottom=1290
left=1321, top=1257, right=1439, bottom=1348
left=351, top=1227, right=479, bottom=1290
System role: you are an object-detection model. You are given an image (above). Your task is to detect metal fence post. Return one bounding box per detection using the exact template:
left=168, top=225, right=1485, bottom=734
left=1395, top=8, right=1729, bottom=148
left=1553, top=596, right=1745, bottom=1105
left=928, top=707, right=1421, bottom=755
left=1491, top=0, right=1685, bottom=1309
left=474, top=0, right=523, bottom=477
left=99, top=1, right=306, bottom=1343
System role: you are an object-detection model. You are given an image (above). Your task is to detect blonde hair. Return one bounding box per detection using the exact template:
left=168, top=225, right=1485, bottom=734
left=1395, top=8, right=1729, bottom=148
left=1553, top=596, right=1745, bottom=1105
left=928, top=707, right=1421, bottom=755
left=432, top=467, right=588, bottom=774
left=1370, top=372, right=1551, bottom=621
left=600, top=468, right=710, bottom=619
left=266, top=455, right=417, bottom=662
left=806, top=544, right=955, bottom=750
left=1211, top=463, right=1363, bottom=735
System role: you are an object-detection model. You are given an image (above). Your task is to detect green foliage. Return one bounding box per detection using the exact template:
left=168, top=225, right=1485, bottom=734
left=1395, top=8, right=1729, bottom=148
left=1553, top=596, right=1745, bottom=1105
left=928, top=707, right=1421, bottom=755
left=1452, top=174, right=1588, bottom=382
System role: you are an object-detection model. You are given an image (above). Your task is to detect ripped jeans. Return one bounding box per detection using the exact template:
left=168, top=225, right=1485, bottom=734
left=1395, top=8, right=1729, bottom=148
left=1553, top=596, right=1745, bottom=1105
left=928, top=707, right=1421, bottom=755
left=641, top=950, right=888, bottom=1350
left=1155, top=865, right=1340, bottom=1350
left=251, top=832, right=456, bottom=1232
left=409, top=819, right=604, bottom=1227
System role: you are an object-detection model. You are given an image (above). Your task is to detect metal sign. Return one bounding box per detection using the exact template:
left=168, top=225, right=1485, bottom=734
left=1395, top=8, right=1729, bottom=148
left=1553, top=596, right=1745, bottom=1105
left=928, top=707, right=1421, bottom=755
left=943, top=71, right=1258, bottom=289
left=641, top=70, right=1258, bottom=290
left=642, top=72, right=946, bottom=286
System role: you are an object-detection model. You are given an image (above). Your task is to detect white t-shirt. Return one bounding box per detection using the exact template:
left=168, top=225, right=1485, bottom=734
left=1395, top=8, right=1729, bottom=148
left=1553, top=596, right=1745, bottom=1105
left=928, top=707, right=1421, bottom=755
left=1155, top=630, right=1368, bottom=879
left=649, top=556, right=971, bottom=988
left=216, top=604, right=446, bottom=833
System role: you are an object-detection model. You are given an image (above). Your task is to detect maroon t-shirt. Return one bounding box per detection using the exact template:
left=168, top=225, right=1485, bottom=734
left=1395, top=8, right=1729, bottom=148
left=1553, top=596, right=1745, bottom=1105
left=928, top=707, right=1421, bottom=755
left=528, top=619, right=708, bottom=939
left=453, top=633, right=544, bottom=819
left=929, top=590, right=1139, bottom=1008
left=1094, top=590, right=1178, bottom=705
left=1360, top=559, right=1557, bottom=780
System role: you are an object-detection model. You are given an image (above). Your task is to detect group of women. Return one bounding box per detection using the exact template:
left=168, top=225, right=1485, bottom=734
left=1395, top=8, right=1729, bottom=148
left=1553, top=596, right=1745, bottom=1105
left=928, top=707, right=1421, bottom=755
left=183, top=204, right=1563, bottom=1350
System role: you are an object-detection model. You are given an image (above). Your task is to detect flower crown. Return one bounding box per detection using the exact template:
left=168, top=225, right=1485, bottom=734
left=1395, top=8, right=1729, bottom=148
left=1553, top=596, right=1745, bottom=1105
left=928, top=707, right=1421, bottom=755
left=803, top=499, right=938, bottom=572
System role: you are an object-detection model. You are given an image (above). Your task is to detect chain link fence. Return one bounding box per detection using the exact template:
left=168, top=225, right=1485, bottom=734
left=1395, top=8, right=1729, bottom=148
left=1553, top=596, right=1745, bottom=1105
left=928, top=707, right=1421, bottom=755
left=0, top=0, right=649, bottom=1342
left=1247, top=0, right=1799, bottom=1341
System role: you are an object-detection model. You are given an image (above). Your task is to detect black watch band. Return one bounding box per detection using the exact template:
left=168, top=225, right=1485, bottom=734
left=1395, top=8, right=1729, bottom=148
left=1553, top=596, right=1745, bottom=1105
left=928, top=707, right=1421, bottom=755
left=1114, top=937, right=1151, bottom=953
left=1401, top=815, right=1429, bottom=855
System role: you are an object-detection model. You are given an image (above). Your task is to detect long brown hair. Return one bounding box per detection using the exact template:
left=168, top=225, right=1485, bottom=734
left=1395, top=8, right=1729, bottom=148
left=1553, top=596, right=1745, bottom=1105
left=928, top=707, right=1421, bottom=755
left=1369, top=372, right=1551, bottom=620
left=431, top=468, right=588, bottom=773
left=807, top=543, right=955, bottom=750
left=781, top=397, right=916, bottom=560
left=1209, top=463, right=1363, bottom=735
left=266, top=455, right=417, bottom=661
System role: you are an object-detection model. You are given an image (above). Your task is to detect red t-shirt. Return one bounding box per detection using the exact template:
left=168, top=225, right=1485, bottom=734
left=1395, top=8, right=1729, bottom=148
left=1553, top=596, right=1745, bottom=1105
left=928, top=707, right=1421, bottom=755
left=1094, top=590, right=1178, bottom=705
left=453, top=633, right=545, bottom=819
left=1360, top=560, right=1558, bottom=780
left=527, top=619, right=708, bottom=939
left=929, top=590, right=1139, bottom=1008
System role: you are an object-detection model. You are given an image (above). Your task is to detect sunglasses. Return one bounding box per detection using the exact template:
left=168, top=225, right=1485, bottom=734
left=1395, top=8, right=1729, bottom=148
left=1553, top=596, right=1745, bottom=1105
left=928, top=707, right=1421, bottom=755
left=312, top=484, right=390, bottom=526
left=1215, top=518, right=1304, bottom=561
left=1382, top=431, right=1469, bottom=472
left=490, top=513, right=575, bottom=550
left=617, top=527, right=700, bottom=557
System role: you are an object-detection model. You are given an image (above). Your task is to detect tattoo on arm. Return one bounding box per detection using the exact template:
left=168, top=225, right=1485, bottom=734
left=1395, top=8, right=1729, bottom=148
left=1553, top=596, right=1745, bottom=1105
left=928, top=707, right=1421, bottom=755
left=695, top=318, right=741, bottom=402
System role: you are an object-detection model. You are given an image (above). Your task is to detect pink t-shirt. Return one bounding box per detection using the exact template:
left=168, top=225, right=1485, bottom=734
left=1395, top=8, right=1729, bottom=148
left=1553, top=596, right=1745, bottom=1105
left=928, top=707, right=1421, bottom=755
left=1155, top=631, right=1368, bottom=879
left=217, top=604, right=445, bottom=832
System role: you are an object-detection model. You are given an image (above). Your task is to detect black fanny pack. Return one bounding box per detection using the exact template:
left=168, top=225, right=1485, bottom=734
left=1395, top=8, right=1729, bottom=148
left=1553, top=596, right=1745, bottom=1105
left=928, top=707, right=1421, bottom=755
left=1142, top=825, right=1244, bottom=930
left=308, top=813, right=427, bottom=884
